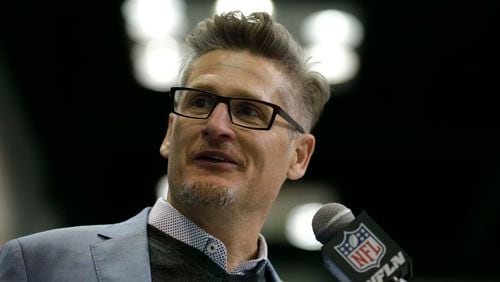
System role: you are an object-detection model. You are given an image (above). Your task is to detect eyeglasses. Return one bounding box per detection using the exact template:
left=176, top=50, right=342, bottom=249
left=169, top=87, right=305, bottom=133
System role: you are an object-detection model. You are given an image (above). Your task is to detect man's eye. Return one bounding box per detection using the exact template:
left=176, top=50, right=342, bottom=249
left=189, top=95, right=213, bottom=109
left=235, top=103, right=261, bottom=117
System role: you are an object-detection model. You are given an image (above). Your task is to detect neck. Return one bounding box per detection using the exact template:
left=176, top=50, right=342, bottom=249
left=168, top=197, right=266, bottom=272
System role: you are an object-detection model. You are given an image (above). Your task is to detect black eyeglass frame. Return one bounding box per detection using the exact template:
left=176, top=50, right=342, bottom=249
left=169, top=87, right=305, bottom=133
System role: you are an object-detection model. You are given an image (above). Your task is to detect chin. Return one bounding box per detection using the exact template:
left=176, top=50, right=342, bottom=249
left=175, top=180, right=237, bottom=209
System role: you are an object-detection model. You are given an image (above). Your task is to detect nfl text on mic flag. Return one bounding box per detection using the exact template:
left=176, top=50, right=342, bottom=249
left=312, top=203, right=413, bottom=282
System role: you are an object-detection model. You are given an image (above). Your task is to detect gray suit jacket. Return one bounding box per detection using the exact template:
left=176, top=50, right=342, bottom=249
left=0, top=208, right=152, bottom=281
left=0, top=208, right=281, bottom=281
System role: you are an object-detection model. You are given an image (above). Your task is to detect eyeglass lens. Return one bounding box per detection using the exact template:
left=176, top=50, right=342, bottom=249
left=174, top=89, right=274, bottom=129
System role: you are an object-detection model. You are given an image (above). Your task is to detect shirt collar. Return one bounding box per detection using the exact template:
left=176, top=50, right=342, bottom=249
left=148, top=197, right=268, bottom=274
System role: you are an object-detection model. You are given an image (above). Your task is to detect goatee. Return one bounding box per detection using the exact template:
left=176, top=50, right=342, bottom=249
left=175, top=182, right=236, bottom=208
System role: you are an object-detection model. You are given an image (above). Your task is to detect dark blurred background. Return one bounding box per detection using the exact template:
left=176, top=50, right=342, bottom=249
left=0, top=0, right=498, bottom=281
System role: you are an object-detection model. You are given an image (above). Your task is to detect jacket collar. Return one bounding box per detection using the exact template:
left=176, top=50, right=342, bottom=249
left=91, top=207, right=152, bottom=282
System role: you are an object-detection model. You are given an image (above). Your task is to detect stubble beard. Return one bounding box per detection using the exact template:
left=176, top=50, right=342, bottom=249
left=174, top=181, right=237, bottom=209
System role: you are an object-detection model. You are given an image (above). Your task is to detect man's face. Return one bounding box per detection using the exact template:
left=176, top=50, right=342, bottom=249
left=161, top=50, right=315, bottom=214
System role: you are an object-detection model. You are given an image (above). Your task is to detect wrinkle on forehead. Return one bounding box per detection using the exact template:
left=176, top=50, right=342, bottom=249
left=186, top=50, right=292, bottom=104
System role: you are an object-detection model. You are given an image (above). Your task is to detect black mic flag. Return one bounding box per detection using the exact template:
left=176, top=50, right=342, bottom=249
left=312, top=203, right=413, bottom=282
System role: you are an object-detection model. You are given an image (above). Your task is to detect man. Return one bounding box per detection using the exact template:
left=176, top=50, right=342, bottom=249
left=0, top=11, right=330, bottom=281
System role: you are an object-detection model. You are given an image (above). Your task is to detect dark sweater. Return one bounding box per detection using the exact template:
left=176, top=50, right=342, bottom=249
left=147, top=224, right=269, bottom=281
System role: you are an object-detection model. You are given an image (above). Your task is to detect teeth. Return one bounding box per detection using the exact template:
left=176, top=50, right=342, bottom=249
left=210, top=156, right=226, bottom=161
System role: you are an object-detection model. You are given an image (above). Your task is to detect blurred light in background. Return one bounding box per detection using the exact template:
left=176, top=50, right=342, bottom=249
left=214, top=0, right=274, bottom=16
left=131, top=38, right=182, bottom=91
left=285, top=202, right=323, bottom=250
left=301, top=9, right=363, bottom=47
left=122, top=0, right=187, bottom=91
left=123, top=2, right=363, bottom=91
left=263, top=181, right=341, bottom=250
left=301, top=9, right=363, bottom=85
left=122, top=0, right=187, bottom=41
left=305, top=44, right=360, bottom=85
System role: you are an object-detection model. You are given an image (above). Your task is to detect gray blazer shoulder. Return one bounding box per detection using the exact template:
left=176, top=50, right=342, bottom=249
left=0, top=207, right=152, bottom=282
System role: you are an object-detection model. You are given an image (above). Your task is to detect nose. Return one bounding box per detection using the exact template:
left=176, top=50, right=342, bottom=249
left=202, top=103, right=236, bottom=140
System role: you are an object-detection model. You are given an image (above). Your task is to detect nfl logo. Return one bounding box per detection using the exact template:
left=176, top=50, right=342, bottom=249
left=334, top=223, right=386, bottom=272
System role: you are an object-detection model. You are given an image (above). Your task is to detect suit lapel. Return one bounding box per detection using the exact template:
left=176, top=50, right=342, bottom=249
left=91, top=208, right=152, bottom=282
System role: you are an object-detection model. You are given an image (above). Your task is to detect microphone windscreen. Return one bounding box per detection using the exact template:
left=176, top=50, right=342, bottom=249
left=312, top=203, right=355, bottom=244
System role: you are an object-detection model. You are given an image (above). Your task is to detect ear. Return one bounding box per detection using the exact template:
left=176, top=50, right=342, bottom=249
left=287, top=133, right=316, bottom=180
left=160, top=114, right=175, bottom=159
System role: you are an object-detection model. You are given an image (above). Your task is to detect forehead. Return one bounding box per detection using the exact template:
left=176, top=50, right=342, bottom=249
left=186, top=50, right=291, bottom=103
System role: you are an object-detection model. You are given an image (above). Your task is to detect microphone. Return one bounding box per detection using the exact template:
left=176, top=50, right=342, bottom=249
left=312, top=203, right=413, bottom=282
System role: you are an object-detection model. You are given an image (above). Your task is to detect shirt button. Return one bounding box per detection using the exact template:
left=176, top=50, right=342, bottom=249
left=207, top=242, right=217, bottom=254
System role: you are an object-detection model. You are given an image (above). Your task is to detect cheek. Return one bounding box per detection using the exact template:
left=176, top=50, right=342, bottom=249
left=167, top=123, right=195, bottom=167
left=255, top=134, right=292, bottom=175
left=170, top=122, right=197, bottom=148
left=249, top=137, right=291, bottom=206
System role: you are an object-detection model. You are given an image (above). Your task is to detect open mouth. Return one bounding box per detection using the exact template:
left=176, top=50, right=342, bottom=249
left=194, top=151, right=238, bottom=165
left=199, top=155, right=228, bottom=163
